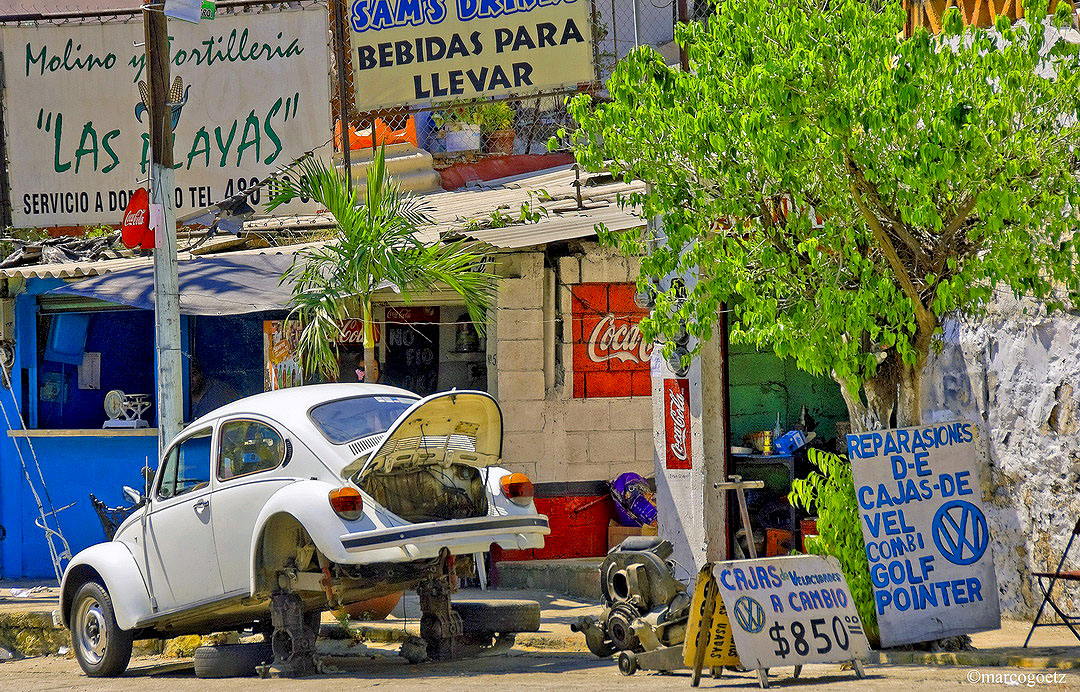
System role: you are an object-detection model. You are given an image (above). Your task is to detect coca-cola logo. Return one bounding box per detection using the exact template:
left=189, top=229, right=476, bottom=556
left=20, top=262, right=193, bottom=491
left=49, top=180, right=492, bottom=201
left=587, top=313, right=651, bottom=364
left=663, top=378, right=692, bottom=469
left=668, top=386, right=688, bottom=462
left=123, top=208, right=146, bottom=227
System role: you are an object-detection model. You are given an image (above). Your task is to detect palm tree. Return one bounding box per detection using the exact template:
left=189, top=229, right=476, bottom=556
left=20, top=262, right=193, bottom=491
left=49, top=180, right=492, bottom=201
left=266, top=147, right=496, bottom=382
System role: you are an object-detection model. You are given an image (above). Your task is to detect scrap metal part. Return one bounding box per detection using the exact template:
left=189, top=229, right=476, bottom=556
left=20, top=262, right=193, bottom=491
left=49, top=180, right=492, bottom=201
left=255, top=589, right=318, bottom=678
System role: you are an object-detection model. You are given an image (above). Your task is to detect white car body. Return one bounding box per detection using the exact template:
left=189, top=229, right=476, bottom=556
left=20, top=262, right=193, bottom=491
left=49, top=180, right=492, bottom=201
left=60, top=384, right=548, bottom=642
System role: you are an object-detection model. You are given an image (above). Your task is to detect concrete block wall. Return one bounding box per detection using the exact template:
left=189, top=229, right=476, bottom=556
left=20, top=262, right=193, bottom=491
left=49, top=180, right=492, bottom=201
left=493, top=244, right=653, bottom=483
left=923, top=294, right=1080, bottom=618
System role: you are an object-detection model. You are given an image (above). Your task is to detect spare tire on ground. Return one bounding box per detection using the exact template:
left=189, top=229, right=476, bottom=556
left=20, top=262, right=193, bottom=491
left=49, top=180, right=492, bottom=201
left=452, top=599, right=541, bottom=634
left=193, top=642, right=273, bottom=678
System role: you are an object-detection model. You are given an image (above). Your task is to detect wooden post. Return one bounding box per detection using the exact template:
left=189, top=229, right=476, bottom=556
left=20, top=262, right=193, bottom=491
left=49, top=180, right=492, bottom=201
left=332, top=0, right=353, bottom=190
left=143, top=2, right=183, bottom=454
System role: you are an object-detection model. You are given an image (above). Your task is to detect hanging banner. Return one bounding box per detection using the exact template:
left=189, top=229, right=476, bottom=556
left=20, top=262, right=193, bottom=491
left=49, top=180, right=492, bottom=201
left=713, top=554, right=871, bottom=670
left=0, top=6, right=331, bottom=228
left=847, top=421, right=1001, bottom=647
left=349, top=0, right=595, bottom=110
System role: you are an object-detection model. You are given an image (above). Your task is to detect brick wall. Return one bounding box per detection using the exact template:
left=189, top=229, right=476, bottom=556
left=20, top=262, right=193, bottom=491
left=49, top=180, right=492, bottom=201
left=493, top=244, right=654, bottom=483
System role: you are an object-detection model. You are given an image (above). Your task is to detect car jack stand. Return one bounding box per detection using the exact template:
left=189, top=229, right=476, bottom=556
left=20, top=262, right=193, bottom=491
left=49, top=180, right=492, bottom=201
left=256, top=589, right=317, bottom=678
left=417, top=547, right=462, bottom=661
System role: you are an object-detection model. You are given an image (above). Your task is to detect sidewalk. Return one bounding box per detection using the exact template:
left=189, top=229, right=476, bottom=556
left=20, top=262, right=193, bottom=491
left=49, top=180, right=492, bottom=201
left=1, top=581, right=1077, bottom=668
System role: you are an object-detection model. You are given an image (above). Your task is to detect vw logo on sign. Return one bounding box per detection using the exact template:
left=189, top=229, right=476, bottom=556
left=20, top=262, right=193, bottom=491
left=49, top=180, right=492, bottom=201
left=932, top=499, right=990, bottom=566
left=733, top=596, right=766, bottom=634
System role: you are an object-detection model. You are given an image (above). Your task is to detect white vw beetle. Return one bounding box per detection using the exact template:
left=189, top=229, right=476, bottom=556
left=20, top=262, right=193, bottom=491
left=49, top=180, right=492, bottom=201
left=60, top=384, right=548, bottom=676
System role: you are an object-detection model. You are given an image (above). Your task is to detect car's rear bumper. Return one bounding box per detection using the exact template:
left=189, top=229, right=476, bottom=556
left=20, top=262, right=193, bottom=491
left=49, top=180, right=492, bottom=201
left=339, top=514, right=549, bottom=562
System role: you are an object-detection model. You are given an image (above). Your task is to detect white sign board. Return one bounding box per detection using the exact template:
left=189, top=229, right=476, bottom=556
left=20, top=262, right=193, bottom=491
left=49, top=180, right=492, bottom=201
left=712, top=554, right=870, bottom=670
left=0, top=7, right=330, bottom=228
left=848, top=421, right=1001, bottom=647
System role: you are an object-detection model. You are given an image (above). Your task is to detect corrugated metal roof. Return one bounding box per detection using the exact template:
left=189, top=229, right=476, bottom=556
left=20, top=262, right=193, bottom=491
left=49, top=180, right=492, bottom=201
left=1, top=164, right=643, bottom=278
left=462, top=203, right=644, bottom=249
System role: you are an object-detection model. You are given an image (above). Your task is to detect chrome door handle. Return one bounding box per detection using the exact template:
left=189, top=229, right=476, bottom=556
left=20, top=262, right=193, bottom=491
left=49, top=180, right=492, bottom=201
left=193, top=499, right=209, bottom=512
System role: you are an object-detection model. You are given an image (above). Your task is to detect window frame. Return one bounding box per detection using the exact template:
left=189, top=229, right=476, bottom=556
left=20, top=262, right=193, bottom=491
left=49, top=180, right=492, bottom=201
left=215, top=417, right=287, bottom=483
left=155, top=426, right=214, bottom=501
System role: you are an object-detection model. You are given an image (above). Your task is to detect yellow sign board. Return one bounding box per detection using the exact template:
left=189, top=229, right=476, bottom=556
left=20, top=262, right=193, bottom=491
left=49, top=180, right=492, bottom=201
left=684, top=568, right=741, bottom=669
left=348, top=0, right=595, bottom=110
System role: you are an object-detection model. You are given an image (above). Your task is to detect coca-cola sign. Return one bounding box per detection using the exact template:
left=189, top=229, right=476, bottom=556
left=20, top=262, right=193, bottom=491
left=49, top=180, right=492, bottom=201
left=663, top=378, right=692, bottom=469
left=571, top=283, right=651, bottom=398
left=120, top=187, right=152, bottom=250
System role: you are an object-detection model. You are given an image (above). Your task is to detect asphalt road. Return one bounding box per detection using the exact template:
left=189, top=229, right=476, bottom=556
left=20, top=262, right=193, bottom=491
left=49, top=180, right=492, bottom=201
left=1, top=651, right=1077, bottom=691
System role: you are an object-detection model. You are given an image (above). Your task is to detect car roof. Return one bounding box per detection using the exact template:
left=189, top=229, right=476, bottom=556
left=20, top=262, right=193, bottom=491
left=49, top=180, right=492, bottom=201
left=187, top=383, right=419, bottom=431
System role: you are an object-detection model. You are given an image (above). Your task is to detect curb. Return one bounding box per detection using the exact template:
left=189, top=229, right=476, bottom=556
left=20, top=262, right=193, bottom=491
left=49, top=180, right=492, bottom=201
left=876, top=650, right=1080, bottom=670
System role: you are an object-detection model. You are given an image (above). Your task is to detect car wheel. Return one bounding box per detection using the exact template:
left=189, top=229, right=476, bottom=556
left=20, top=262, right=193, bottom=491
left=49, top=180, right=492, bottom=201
left=71, top=581, right=133, bottom=677
left=193, top=642, right=273, bottom=678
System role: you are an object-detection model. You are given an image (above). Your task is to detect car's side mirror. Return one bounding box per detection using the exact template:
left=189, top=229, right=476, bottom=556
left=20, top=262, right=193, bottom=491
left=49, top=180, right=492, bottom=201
left=122, top=485, right=144, bottom=508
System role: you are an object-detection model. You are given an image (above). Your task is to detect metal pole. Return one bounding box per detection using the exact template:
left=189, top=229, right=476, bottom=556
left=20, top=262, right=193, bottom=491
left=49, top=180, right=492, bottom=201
left=332, top=0, right=353, bottom=191
left=632, top=0, right=640, bottom=48
left=143, top=3, right=183, bottom=456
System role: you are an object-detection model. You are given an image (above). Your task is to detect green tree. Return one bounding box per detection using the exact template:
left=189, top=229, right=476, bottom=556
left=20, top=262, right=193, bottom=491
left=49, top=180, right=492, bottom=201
left=267, top=148, right=496, bottom=381
left=566, top=0, right=1080, bottom=430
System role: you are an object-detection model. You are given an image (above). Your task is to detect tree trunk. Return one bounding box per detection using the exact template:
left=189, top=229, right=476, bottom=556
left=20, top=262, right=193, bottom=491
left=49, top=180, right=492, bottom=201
left=836, top=336, right=932, bottom=434
left=362, top=299, right=379, bottom=383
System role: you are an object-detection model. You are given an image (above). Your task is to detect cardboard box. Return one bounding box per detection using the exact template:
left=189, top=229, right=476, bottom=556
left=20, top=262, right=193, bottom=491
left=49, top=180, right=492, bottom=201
left=607, top=521, right=658, bottom=550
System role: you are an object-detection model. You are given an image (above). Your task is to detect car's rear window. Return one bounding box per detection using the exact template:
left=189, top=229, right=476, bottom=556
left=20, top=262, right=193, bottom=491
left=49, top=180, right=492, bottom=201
left=309, top=395, right=418, bottom=444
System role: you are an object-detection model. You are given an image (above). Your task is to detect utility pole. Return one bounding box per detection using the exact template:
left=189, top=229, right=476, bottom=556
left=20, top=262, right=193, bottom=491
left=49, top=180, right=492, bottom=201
left=143, top=2, right=183, bottom=455
left=332, top=0, right=353, bottom=190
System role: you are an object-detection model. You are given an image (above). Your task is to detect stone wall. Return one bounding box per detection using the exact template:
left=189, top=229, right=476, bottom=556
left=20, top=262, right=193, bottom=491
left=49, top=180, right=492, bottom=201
left=923, top=293, right=1080, bottom=618
left=492, top=244, right=654, bottom=482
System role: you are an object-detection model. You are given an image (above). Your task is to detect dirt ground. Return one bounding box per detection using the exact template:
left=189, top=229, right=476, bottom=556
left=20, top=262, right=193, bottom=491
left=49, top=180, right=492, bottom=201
left=0, top=651, right=1077, bottom=692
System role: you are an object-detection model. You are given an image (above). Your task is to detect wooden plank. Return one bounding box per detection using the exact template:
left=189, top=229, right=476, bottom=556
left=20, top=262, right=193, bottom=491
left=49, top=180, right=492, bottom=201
left=7, top=428, right=158, bottom=438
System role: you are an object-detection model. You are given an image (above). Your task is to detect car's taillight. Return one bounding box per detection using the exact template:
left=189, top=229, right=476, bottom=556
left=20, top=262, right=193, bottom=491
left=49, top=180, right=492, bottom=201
left=329, top=487, right=363, bottom=521
left=500, top=473, right=534, bottom=506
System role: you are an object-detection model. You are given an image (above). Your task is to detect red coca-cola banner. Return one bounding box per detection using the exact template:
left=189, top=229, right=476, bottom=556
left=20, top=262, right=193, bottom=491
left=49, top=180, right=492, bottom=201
left=663, top=378, right=692, bottom=469
left=120, top=187, right=153, bottom=250
left=571, top=283, right=651, bottom=398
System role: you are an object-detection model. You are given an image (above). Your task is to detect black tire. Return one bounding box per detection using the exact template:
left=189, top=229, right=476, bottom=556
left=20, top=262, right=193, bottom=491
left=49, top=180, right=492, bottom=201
left=193, top=642, right=273, bottom=679
left=70, top=581, right=134, bottom=677
left=452, top=599, right=541, bottom=634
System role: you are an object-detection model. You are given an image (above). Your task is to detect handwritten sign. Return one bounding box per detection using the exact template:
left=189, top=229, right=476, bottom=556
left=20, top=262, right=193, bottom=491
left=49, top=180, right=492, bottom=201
left=0, top=7, right=330, bottom=227
left=684, top=569, right=740, bottom=668
left=348, top=0, right=594, bottom=110
left=848, top=421, right=1001, bottom=647
left=712, top=555, right=870, bottom=670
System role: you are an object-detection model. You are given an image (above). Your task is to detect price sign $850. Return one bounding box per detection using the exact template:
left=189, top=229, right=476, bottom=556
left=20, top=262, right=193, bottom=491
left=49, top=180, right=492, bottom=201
left=769, top=615, right=861, bottom=659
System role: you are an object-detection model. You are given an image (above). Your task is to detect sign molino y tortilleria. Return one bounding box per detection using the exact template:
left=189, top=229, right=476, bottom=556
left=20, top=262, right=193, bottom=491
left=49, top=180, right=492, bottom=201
left=0, top=7, right=330, bottom=228
left=848, top=421, right=1001, bottom=647
left=349, top=0, right=595, bottom=110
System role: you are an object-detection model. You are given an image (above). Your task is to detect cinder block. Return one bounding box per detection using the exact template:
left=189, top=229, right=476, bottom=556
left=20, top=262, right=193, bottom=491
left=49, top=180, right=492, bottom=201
left=566, top=431, right=589, bottom=462
left=498, top=370, right=546, bottom=401
left=497, top=339, right=545, bottom=372
left=497, top=276, right=545, bottom=310
left=635, top=430, right=656, bottom=462
left=579, top=254, right=612, bottom=283
left=496, top=308, right=545, bottom=342
left=502, top=432, right=547, bottom=464
left=563, top=400, right=610, bottom=430
left=557, top=256, right=581, bottom=284
left=565, top=462, right=613, bottom=481
left=608, top=398, right=652, bottom=429
left=500, top=400, right=546, bottom=432
left=587, top=430, right=637, bottom=463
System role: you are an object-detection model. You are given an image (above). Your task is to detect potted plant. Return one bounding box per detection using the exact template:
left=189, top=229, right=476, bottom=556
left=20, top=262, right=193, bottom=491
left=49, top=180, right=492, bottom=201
left=477, top=102, right=516, bottom=156
left=432, top=105, right=482, bottom=153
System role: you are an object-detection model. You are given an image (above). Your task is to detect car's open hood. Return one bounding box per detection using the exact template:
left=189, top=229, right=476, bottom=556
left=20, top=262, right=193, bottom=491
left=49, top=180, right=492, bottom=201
left=343, top=390, right=503, bottom=482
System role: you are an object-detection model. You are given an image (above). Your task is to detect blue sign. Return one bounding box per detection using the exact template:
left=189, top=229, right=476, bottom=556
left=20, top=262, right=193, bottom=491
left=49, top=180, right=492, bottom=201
left=849, top=421, right=1000, bottom=647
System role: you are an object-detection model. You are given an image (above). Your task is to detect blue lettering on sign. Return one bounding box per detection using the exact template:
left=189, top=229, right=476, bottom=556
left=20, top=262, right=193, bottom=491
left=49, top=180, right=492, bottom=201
left=932, top=500, right=989, bottom=565
left=351, top=0, right=448, bottom=32
left=847, top=421, right=973, bottom=460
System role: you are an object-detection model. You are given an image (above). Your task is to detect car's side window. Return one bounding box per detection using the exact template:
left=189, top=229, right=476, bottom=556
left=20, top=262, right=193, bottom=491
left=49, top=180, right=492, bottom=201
left=218, top=419, right=285, bottom=481
left=156, top=428, right=213, bottom=500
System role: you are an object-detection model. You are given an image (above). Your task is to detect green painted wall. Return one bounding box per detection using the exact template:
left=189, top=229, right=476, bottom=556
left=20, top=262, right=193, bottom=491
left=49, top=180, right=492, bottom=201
left=729, top=342, right=849, bottom=446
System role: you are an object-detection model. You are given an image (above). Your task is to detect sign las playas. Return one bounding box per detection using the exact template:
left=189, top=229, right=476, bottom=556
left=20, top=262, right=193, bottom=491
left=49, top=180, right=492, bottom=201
left=0, top=7, right=330, bottom=227
left=349, top=0, right=593, bottom=109
left=848, top=421, right=1001, bottom=647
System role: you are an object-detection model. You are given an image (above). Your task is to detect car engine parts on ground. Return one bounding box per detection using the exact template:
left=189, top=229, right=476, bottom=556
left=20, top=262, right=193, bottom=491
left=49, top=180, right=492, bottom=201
left=572, top=537, right=691, bottom=675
